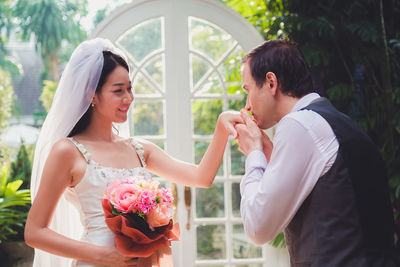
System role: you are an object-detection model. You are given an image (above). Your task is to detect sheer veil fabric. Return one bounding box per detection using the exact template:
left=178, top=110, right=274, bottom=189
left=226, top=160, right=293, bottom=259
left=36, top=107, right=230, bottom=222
left=30, top=38, right=127, bottom=267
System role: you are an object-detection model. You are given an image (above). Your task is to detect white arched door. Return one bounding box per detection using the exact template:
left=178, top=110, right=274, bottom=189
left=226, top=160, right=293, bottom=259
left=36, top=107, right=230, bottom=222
left=93, top=0, right=289, bottom=266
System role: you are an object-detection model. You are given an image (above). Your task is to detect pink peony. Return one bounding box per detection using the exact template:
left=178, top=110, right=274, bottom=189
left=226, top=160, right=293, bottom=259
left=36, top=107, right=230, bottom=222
left=146, top=203, right=173, bottom=229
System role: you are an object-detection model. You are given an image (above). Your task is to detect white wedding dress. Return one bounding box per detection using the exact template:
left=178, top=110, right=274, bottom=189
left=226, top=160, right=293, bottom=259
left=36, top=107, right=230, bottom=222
left=66, top=137, right=152, bottom=267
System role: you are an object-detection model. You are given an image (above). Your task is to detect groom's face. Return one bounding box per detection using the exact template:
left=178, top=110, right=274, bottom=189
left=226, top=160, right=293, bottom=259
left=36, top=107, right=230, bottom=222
left=241, top=62, right=275, bottom=129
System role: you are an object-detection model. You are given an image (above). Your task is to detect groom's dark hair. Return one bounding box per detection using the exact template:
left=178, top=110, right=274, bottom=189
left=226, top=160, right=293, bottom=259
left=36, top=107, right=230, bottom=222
left=242, top=39, right=314, bottom=98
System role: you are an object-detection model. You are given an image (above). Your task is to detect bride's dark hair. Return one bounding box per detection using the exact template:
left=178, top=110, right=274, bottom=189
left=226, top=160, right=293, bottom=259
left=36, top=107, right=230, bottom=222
left=68, top=51, right=129, bottom=137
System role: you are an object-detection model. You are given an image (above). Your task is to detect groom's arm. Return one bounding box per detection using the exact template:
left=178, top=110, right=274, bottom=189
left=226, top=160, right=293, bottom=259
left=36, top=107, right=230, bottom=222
left=239, top=117, right=326, bottom=245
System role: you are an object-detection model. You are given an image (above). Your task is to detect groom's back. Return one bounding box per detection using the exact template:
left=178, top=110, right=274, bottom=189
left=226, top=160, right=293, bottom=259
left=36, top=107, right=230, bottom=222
left=285, top=97, right=395, bottom=267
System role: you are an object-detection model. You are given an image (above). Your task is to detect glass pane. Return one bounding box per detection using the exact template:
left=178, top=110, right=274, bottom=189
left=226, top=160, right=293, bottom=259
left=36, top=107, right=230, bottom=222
left=196, top=182, right=225, bottom=218
left=194, top=141, right=223, bottom=176
left=192, top=99, right=222, bottom=135
left=231, top=183, right=241, bottom=218
left=190, top=17, right=237, bottom=63
left=232, top=224, right=262, bottom=259
left=231, top=141, right=245, bottom=176
left=117, top=17, right=163, bottom=63
left=143, top=54, right=164, bottom=90
left=218, top=45, right=245, bottom=95
left=197, top=224, right=226, bottom=260
left=228, top=98, right=246, bottom=113
left=194, top=72, right=223, bottom=96
left=132, top=72, right=161, bottom=95
left=133, top=101, right=164, bottom=135
left=190, top=53, right=211, bottom=89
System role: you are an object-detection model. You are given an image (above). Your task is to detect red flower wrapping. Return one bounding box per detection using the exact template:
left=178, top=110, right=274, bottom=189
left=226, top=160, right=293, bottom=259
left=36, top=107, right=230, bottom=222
left=102, top=199, right=180, bottom=258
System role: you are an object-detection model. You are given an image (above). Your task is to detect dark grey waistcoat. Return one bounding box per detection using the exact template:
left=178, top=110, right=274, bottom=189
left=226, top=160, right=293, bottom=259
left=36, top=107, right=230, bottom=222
left=284, top=98, right=395, bottom=267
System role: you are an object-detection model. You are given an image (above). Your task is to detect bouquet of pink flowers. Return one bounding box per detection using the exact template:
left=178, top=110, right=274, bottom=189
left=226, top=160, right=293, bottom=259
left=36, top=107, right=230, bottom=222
left=102, top=177, right=179, bottom=265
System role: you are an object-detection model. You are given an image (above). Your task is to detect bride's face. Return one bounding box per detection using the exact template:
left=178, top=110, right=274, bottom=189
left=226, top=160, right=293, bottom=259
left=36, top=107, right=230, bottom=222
left=92, top=65, right=133, bottom=123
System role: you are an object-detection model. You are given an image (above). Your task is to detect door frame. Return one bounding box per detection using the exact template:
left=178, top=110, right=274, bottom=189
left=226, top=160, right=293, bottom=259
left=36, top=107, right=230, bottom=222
left=92, top=1, right=264, bottom=266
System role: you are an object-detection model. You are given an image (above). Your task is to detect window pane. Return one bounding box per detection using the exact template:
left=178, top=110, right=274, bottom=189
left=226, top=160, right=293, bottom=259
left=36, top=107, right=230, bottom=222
left=194, top=72, right=223, bottom=96
left=232, top=224, right=262, bottom=259
left=190, top=53, right=211, bottom=89
left=117, top=17, right=163, bottom=63
left=194, top=141, right=223, bottom=176
left=190, top=17, right=237, bottom=63
left=143, top=53, right=165, bottom=90
left=228, top=98, right=246, bottom=112
left=218, top=45, right=245, bottom=95
left=133, top=101, right=164, bottom=135
left=197, top=224, right=226, bottom=259
left=192, top=99, right=222, bottom=135
left=231, top=141, right=245, bottom=176
left=133, top=72, right=161, bottom=95
left=196, top=182, right=225, bottom=218
left=231, top=183, right=241, bottom=218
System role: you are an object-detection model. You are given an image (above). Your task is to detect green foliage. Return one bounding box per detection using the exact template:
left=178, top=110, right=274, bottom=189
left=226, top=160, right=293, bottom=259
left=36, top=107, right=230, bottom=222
left=0, top=67, right=14, bottom=136
left=0, top=0, right=20, bottom=74
left=39, top=80, right=58, bottom=112
left=278, top=0, right=400, bottom=224
left=14, top=0, right=87, bottom=80
left=223, top=0, right=400, bottom=250
left=118, top=18, right=162, bottom=63
left=10, top=141, right=32, bottom=190
left=221, top=0, right=286, bottom=40
left=93, top=8, right=108, bottom=28
left=0, top=165, right=31, bottom=243
left=269, top=232, right=286, bottom=248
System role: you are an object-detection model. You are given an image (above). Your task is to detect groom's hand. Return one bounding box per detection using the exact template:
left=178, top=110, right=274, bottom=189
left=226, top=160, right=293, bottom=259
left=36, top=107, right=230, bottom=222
left=234, top=109, right=263, bottom=156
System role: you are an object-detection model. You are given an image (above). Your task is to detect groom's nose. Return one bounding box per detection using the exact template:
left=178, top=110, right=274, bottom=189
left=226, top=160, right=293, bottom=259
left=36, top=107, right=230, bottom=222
left=245, top=97, right=251, bottom=111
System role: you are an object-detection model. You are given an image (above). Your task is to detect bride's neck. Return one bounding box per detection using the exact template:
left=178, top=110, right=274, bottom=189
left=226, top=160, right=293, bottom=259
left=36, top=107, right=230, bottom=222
left=82, top=116, right=116, bottom=142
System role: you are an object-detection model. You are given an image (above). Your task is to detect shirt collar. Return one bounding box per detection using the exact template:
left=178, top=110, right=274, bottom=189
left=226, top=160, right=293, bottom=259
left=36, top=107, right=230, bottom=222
left=290, top=92, right=321, bottom=113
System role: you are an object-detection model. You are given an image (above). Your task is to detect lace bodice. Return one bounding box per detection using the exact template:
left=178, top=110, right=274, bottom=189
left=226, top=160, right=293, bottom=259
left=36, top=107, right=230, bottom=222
left=65, top=137, right=152, bottom=267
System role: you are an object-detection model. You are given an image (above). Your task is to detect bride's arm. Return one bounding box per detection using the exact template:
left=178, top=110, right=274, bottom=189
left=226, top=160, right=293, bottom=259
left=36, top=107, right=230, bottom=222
left=24, top=139, right=136, bottom=267
left=143, top=111, right=243, bottom=188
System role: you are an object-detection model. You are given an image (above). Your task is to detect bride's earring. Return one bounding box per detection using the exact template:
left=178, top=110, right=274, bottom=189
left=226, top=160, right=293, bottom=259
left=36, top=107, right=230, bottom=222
left=91, top=103, right=95, bottom=108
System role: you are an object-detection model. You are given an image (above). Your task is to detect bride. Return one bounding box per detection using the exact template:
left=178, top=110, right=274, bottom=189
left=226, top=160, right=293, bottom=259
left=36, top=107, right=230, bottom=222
left=25, top=38, right=242, bottom=267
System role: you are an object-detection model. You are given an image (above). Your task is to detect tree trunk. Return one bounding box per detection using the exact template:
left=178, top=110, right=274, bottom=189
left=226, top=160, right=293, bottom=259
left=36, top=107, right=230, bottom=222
left=45, top=50, right=60, bottom=81
left=375, top=0, right=393, bottom=147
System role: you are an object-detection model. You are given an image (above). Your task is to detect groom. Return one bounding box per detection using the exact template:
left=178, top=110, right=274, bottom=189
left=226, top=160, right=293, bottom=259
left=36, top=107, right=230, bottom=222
left=233, top=39, right=396, bottom=266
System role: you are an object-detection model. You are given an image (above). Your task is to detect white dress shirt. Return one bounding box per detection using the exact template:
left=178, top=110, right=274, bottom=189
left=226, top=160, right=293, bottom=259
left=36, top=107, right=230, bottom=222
left=240, top=93, right=339, bottom=245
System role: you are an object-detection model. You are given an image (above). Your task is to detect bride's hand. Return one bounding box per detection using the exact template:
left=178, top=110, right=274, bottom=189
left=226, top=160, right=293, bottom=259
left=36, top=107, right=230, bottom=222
left=218, top=111, right=244, bottom=139
left=99, top=246, right=139, bottom=267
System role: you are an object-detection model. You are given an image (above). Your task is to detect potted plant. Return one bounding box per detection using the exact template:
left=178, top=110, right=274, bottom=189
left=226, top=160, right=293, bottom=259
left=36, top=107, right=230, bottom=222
left=0, top=164, right=33, bottom=266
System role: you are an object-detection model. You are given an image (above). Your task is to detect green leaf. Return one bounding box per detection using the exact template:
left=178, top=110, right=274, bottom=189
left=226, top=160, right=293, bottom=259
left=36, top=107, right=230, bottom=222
left=0, top=165, right=8, bottom=195
left=4, top=180, right=23, bottom=197
left=269, top=232, right=286, bottom=248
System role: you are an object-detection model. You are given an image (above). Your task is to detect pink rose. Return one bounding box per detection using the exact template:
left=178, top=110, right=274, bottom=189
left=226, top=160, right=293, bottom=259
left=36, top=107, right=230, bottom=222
left=110, top=184, right=141, bottom=213
left=146, top=203, right=173, bottom=229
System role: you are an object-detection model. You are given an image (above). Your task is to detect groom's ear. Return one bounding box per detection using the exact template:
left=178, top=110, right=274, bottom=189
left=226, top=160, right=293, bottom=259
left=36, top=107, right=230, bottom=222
left=265, top=72, right=278, bottom=96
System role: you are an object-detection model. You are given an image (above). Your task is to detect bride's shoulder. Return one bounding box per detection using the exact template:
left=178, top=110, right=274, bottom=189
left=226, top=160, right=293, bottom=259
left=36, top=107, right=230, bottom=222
left=50, top=138, right=81, bottom=160
left=129, top=137, right=161, bottom=159
left=130, top=137, right=155, bottom=149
